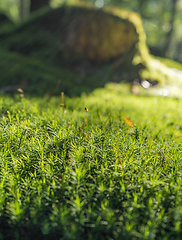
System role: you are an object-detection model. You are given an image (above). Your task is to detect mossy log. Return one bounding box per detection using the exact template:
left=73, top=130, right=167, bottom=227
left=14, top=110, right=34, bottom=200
left=0, top=4, right=181, bottom=96
left=0, top=5, right=142, bottom=63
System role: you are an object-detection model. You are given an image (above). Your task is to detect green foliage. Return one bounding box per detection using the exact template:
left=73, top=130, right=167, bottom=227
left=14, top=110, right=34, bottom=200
left=0, top=0, right=20, bottom=22
left=1, top=83, right=182, bottom=239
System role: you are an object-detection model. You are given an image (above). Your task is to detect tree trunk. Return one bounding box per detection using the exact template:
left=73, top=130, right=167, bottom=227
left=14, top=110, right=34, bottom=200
left=163, top=0, right=178, bottom=57
left=30, top=0, right=50, bottom=13
left=19, top=0, right=25, bottom=21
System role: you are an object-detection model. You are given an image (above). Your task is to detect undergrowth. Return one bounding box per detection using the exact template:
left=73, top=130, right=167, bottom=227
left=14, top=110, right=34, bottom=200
left=1, top=83, right=182, bottom=240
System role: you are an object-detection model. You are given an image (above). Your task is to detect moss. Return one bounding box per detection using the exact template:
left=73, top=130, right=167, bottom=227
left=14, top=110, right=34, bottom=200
left=0, top=50, right=111, bottom=96
left=156, top=57, right=182, bottom=71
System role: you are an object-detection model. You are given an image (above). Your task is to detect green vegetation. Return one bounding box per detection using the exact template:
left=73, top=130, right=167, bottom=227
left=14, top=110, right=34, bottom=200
left=0, top=49, right=111, bottom=96
left=1, top=83, right=182, bottom=239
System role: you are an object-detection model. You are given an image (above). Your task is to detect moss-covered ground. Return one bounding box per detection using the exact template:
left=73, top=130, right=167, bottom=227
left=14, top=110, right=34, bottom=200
left=1, top=83, right=182, bottom=239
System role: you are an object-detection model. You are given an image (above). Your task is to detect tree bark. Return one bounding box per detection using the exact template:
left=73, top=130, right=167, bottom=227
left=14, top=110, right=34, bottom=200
left=30, top=0, right=50, bottom=13
left=19, top=0, right=25, bottom=21
left=163, top=0, right=178, bottom=57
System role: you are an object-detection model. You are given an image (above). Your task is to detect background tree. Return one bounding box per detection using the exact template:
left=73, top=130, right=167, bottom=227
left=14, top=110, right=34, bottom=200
left=19, top=0, right=25, bottom=20
left=162, top=0, right=178, bottom=58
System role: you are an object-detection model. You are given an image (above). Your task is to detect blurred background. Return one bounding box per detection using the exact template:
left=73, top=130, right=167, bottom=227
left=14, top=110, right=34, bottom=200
left=0, top=0, right=182, bottom=97
left=1, top=0, right=182, bottom=62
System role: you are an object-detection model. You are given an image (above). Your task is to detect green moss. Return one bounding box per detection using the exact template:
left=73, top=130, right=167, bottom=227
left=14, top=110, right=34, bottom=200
left=0, top=50, right=112, bottom=96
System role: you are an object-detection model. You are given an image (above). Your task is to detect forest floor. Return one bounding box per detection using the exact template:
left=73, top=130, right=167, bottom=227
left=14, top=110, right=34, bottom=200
left=1, top=83, right=182, bottom=239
